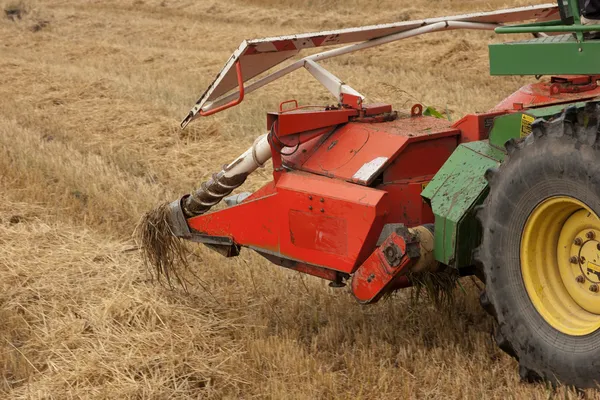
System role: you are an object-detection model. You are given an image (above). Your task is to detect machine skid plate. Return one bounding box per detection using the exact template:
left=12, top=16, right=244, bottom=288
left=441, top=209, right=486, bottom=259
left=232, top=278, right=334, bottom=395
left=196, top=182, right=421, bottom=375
left=351, top=230, right=418, bottom=304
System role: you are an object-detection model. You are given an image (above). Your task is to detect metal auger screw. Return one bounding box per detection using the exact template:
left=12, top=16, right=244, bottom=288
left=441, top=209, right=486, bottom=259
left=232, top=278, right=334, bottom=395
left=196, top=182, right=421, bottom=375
left=574, top=237, right=583, bottom=246
left=590, top=284, right=599, bottom=293
left=570, top=256, right=579, bottom=264
left=576, top=275, right=586, bottom=284
left=587, top=231, right=596, bottom=240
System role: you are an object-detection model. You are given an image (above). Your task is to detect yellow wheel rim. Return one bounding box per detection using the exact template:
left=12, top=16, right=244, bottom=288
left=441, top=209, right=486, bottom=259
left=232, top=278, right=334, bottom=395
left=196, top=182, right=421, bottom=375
left=521, top=196, right=600, bottom=336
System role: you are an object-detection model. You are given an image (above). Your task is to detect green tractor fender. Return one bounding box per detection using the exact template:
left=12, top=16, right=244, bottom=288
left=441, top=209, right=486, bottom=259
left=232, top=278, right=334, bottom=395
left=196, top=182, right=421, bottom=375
left=421, top=103, right=586, bottom=269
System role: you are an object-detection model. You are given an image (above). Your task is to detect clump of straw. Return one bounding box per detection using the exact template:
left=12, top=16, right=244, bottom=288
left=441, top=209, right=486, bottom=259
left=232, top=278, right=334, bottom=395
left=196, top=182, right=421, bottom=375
left=135, top=202, right=189, bottom=289
left=407, top=268, right=462, bottom=309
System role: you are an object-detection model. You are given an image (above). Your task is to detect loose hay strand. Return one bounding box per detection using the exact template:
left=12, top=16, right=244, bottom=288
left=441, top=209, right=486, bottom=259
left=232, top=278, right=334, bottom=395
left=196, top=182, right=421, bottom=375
left=134, top=202, right=189, bottom=289
left=408, top=268, right=461, bottom=309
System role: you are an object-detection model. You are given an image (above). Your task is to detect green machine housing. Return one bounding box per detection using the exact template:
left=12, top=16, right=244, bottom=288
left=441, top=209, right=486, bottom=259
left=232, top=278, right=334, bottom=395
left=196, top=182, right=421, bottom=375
left=422, top=0, right=600, bottom=269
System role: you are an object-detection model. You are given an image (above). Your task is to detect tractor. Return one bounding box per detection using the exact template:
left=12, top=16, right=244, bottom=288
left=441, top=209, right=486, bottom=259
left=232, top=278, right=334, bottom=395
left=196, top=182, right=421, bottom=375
left=140, top=0, right=600, bottom=389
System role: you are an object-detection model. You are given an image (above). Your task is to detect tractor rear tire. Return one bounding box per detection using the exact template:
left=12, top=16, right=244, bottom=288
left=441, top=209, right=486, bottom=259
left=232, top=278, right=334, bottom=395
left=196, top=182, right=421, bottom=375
left=478, top=103, right=600, bottom=389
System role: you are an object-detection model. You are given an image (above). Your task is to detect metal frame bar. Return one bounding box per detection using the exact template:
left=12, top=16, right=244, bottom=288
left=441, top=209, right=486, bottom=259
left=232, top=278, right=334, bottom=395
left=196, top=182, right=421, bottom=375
left=303, top=59, right=364, bottom=103
left=199, top=61, right=245, bottom=117
left=182, top=21, right=498, bottom=127
left=496, top=24, right=600, bottom=33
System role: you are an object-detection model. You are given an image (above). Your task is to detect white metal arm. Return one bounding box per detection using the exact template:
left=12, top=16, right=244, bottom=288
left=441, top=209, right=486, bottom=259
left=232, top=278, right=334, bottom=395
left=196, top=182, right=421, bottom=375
left=187, top=21, right=497, bottom=127
left=181, top=4, right=559, bottom=127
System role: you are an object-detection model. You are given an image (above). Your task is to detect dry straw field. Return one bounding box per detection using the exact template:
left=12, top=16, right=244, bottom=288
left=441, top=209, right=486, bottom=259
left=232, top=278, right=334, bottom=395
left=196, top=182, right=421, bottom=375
left=0, top=0, right=597, bottom=398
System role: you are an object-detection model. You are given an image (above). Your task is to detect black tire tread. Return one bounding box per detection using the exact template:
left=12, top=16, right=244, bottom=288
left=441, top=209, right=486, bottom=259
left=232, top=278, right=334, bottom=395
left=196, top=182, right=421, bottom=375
left=476, top=102, right=600, bottom=389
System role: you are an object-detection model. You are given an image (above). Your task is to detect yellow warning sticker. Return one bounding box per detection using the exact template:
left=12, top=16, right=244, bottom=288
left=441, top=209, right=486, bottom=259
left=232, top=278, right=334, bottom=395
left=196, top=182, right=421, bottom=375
left=520, top=114, right=535, bottom=138
left=587, top=261, right=600, bottom=278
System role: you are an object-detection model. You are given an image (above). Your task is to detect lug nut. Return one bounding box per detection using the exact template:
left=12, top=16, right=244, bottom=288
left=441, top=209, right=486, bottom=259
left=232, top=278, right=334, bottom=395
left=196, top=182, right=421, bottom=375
left=570, top=256, right=579, bottom=264
left=576, top=275, right=586, bottom=284
left=574, top=237, right=583, bottom=246
left=587, top=231, right=596, bottom=240
left=590, top=284, right=599, bottom=293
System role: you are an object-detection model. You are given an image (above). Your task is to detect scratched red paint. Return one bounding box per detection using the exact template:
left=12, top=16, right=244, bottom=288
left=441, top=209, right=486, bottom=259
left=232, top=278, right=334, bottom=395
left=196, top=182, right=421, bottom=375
left=288, top=210, right=348, bottom=256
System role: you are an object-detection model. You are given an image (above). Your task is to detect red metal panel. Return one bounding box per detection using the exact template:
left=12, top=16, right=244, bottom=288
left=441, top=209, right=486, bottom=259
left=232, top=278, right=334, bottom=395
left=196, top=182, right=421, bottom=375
left=187, top=189, right=281, bottom=253
left=290, top=263, right=339, bottom=281
left=288, top=210, right=348, bottom=256
left=382, top=136, right=458, bottom=183
left=351, top=232, right=412, bottom=304
left=491, top=79, right=600, bottom=112
left=270, top=108, right=356, bottom=136
left=187, top=171, right=388, bottom=274
left=299, top=116, right=459, bottom=185
left=363, top=103, right=393, bottom=116
left=257, top=251, right=341, bottom=281
left=451, top=111, right=507, bottom=143
left=282, top=134, right=326, bottom=169
left=244, top=181, right=276, bottom=202
left=377, top=180, right=435, bottom=227
left=276, top=171, right=388, bottom=273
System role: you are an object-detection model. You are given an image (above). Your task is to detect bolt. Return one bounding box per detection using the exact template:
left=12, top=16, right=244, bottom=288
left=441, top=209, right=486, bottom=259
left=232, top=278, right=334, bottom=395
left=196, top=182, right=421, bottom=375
left=576, top=275, right=586, bottom=284
left=587, top=231, right=596, bottom=240
left=597, top=243, right=600, bottom=251
left=570, top=256, right=579, bottom=264
left=574, top=237, right=583, bottom=246
left=308, top=195, right=312, bottom=200
left=590, top=284, right=599, bottom=293
left=308, top=206, right=313, bottom=210
left=320, top=198, right=324, bottom=203
left=581, top=256, right=587, bottom=264
left=320, top=208, right=324, bottom=213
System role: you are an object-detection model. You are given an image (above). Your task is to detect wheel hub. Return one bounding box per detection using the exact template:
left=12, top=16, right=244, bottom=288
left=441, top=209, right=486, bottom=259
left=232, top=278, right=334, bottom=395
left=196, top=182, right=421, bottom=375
left=575, top=234, right=600, bottom=285
left=521, top=196, right=600, bottom=336
left=561, top=222, right=600, bottom=314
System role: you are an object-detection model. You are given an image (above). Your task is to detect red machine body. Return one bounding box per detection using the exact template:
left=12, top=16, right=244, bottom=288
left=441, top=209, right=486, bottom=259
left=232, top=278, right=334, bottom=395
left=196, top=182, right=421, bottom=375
left=186, top=76, right=600, bottom=300
left=188, top=106, right=457, bottom=271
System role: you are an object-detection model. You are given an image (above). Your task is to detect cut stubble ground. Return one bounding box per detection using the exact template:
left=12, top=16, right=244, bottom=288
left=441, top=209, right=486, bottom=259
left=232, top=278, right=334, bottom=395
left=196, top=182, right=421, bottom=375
left=0, top=0, right=596, bottom=398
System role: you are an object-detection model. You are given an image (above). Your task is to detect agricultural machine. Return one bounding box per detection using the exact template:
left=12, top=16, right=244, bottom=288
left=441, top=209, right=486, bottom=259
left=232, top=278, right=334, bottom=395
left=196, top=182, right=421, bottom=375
left=143, top=0, right=600, bottom=389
